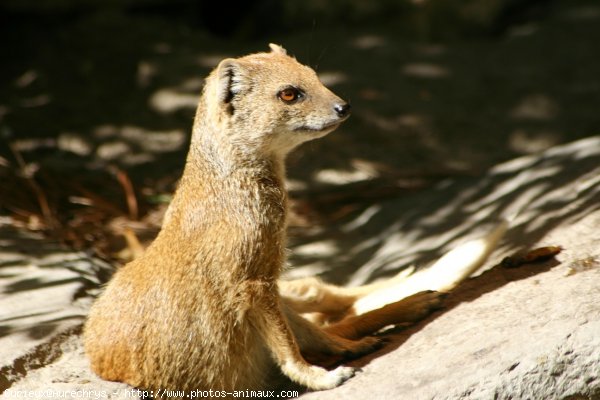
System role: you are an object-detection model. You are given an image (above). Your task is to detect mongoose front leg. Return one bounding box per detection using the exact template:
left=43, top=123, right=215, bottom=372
left=257, top=294, right=356, bottom=390
left=283, top=301, right=383, bottom=367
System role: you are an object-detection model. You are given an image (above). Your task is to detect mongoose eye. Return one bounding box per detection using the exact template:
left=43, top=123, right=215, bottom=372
left=277, top=87, right=303, bottom=104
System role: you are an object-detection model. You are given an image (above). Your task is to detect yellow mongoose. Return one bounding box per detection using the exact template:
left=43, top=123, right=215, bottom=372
left=84, top=44, right=507, bottom=393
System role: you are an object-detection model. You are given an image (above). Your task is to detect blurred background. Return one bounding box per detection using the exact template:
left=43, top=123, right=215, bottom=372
left=1, top=0, right=599, bottom=262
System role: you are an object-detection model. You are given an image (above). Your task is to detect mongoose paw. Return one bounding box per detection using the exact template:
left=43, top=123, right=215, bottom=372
left=419, top=289, right=446, bottom=308
left=303, top=336, right=383, bottom=368
left=416, top=290, right=446, bottom=310
left=316, top=365, right=356, bottom=389
left=341, top=336, right=384, bottom=360
left=398, top=290, right=446, bottom=321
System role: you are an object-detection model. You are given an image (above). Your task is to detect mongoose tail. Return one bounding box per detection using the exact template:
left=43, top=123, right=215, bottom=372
left=354, top=219, right=509, bottom=315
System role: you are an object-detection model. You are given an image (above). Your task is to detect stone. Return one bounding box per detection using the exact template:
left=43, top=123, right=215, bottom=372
left=1, top=136, right=599, bottom=399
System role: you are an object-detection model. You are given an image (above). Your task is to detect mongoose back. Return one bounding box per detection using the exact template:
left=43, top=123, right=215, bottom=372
left=84, top=44, right=507, bottom=394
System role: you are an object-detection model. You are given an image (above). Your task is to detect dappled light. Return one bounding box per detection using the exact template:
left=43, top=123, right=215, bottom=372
left=351, top=35, right=387, bottom=50
left=1, top=0, right=600, bottom=395
left=508, top=129, right=560, bottom=154
left=314, top=159, right=380, bottom=185
left=149, top=88, right=200, bottom=113
left=287, top=137, right=600, bottom=287
left=510, top=93, right=559, bottom=120
left=401, top=63, right=450, bottom=78
left=565, top=5, right=600, bottom=21
left=2, top=0, right=598, bottom=264
left=0, top=226, right=110, bottom=341
left=317, top=71, right=348, bottom=87
left=196, top=54, right=232, bottom=68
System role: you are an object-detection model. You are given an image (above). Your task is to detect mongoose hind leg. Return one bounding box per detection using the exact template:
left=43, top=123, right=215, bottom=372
left=284, top=290, right=443, bottom=368
left=280, top=268, right=418, bottom=325
left=300, top=291, right=444, bottom=367
left=279, top=277, right=356, bottom=320
left=283, top=301, right=384, bottom=368
left=325, top=291, right=445, bottom=341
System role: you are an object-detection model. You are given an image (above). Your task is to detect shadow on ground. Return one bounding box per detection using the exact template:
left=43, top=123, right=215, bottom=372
left=1, top=1, right=599, bottom=262
left=286, top=137, right=600, bottom=286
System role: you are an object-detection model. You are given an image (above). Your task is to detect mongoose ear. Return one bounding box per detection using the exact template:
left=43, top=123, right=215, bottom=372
left=269, top=43, right=287, bottom=55
left=215, top=58, right=244, bottom=105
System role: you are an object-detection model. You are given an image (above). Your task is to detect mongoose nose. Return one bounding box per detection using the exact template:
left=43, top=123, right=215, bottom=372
left=334, top=103, right=351, bottom=118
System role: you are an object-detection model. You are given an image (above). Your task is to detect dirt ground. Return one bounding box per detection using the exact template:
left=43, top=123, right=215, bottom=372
left=1, top=0, right=599, bottom=260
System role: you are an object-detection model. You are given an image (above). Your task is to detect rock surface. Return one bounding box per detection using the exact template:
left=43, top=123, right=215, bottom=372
left=1, top=136, right=599, bottom=399
left=296, top=136, right=600, bottom=400
left=0, top=227, right=132, bottom=398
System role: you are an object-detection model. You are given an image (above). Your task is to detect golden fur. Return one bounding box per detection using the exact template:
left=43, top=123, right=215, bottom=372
left=84, top=44, right=505, bottom=394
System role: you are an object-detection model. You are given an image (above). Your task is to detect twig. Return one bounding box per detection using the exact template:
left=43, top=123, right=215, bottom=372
left=113, top=167, right=138, bottom=221
left=122, top=228, right=145, bottom=260
left=8, top=142, right=56, bottom=228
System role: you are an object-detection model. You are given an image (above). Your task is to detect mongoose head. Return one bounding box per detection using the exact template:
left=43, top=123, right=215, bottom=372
left=200, top=44, right=351, bottom=158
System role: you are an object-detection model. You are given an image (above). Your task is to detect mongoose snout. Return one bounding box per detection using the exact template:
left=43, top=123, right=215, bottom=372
left=334, top=102, right=351, bottom=118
